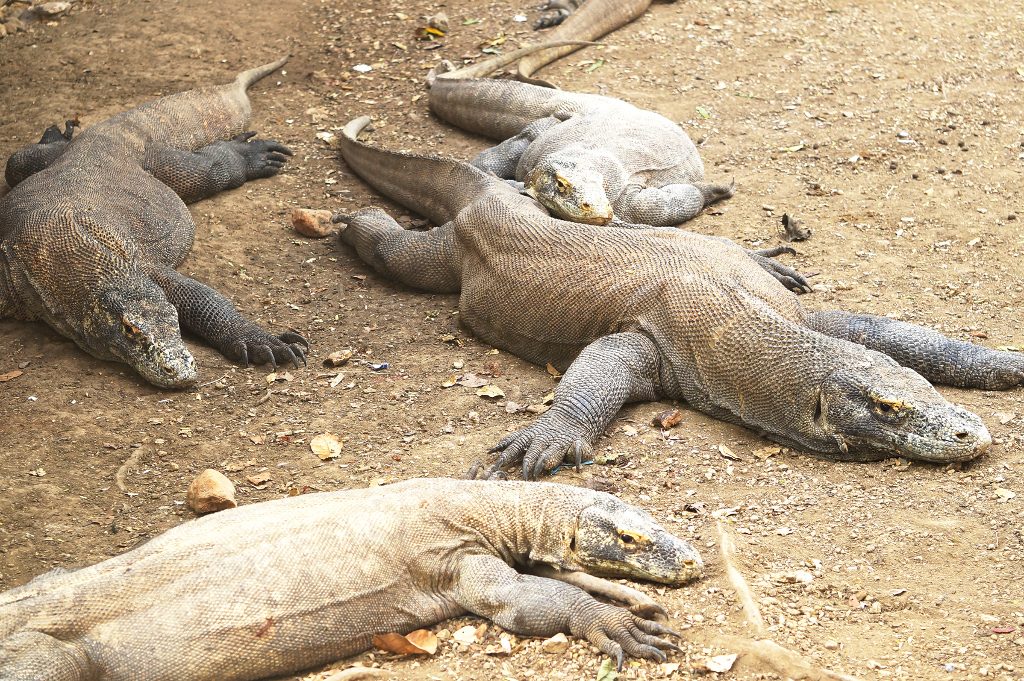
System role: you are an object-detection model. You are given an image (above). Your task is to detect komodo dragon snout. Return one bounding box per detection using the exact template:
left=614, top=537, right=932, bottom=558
left=815, top=359, right=991, bottom=463
left=571, top=496, right=703, bottom=586
left=88, top=286, right=197, bottom=388
left=525, top=158, right=613, bottom=225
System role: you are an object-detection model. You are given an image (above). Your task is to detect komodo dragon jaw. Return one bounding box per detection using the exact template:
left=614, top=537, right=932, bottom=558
left=87, top=287, right=198, bottom=388
left=567, top=496, right=703, bottom=586
left=525, top=161, right=613, bottom=225
left=810, top=361, right=991, bottom=463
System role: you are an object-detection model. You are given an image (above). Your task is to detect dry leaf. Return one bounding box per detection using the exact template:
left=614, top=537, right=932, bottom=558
left=265, top=371, right=294, bottom=383
left=0, top=370, right=23, bottom=382
left=545, top=362, right=562, bottom=377
left=451, top=624, right=480, bottom=645
left=703, top=653, right=738, bottom=673
left=476, top=384, right=505, bottom=398
left=596, top=658, right=618, bottom=681
left=456, top=373, right=488, bottom=388
left=325, top=349, right=354, bottom=367
left=372, top=629, right=438, bottom=655
left=441, top=376, right=458, bottom=388
left=310, top=433, right=343, bottom=460
left=995, top=487, right=1016, bottom=502
left=246, top=471, right=272, bottom=486
left=718, top=444, right=743, bottom=461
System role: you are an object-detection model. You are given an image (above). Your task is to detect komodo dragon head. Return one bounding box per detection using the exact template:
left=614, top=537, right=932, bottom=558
left=524, top=158, right=613, bottom=226
left=83, top=283, right=197, bottom=388
left=810, top=354, right=990, bottom=463
left=564, top=493, right=703, bottom=586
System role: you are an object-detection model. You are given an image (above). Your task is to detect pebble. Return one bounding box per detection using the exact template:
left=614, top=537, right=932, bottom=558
left=187, top=469, right=237, bottom=515
left=824, top=640, right=841, bottom=650
left=541, top=633, right=570, bottom=654
left=290, top=208, right=336, bottom=238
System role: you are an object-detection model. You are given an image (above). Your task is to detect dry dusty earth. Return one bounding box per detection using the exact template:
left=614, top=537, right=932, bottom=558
left=1, top=0, right=1023, bottom=679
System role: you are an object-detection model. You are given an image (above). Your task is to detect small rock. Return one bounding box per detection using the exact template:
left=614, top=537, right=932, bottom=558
left=824, top=640, right=841, bottom=650
left=187, top=469, right=237, bottom=515
left=291, top=208, right=336, bottom=238
left=541, top=632, right=570, bottom=654
left=869, top=601, right=883, bottom=614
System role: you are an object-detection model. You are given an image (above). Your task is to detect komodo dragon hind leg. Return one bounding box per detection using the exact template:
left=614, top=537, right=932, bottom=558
left=615, top=179, right=735, bottom=227
left=806, top=310, right=1024, bottom=390
left=472, top=117, right=563, bottom=179
left=471, top=332, right=661, bottom=480
left=454, top=554, right=679, bottom=671
left=743, top=246, right=812, bottom=294
left=142, top=132, right=293, bottom=204
left=0, top=631, right=93, bottom=680
left=335, top=207, right=462, bottom=293
left=148, top=268, right=308, bottom=370
left=4, top=119, right=78, bottom=188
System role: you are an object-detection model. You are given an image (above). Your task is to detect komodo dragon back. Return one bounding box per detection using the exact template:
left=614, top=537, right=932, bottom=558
left=0, top=479, right=702, bottom=680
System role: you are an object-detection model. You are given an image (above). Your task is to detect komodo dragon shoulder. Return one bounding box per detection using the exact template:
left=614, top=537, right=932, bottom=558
left=0, top=58, right=307, bottom=388
left=335, top=116, right=1023, bottom=478
left=0, top=479, right=702, bottom=680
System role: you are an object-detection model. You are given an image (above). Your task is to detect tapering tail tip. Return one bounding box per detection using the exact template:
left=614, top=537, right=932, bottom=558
left=235, top=55, right=290, bottom=89
left=342, top=116, right=373, bottom=141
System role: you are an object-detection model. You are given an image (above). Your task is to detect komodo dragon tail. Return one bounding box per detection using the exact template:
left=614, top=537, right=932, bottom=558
left=99, top=56, right=289, bottom=152
left=338, top=116, right=498, bottom=226
left=428, top=40, right=598, bottom=84
left=517, top=0, right=653, bottom=84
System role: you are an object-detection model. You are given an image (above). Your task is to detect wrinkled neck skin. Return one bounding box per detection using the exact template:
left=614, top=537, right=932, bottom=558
left=474, top=483, right=589, bottom=571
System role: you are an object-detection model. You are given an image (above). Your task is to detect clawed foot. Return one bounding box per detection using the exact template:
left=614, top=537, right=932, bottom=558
left=468, top=413, right=593, bottom=480
left=534, top=0, right=574, bottom=28
left=573, top=601, right=682, bottom=671
left=230, top=131, right=293, bottom=179
left=225, top=328, right=308, bottom=370
left=746, top=246, right=813, bottom=294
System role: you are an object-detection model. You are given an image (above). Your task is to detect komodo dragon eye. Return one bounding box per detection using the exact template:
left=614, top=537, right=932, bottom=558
left=554, top=175, right=571, bottom=194
left=121, top=318, right=142, bottom=338
left=617, top=530, right=644, bottom=546
left=870, top=395, right=909, bottom=419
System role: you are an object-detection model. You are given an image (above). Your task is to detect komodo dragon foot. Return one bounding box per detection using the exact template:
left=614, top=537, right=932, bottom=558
left=228, top=131, right=293, bottom=179
left=472, top=410, right=594, bottom=481
left=572, top=600, right=682, bottom=669
left=535, top=0, right=583, bottom=28
left=745, top=246, right=813, bottom=294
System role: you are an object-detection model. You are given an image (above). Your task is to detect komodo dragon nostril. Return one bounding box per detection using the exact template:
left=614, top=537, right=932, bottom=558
left=953, top=431, right=970, bottom=440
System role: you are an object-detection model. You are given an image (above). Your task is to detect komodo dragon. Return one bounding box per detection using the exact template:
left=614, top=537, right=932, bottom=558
left=429, top=71, right=735, bottom=227
left=0, top=58, right=307, bottom=388
left=334, top=116, right=1021, bottom=479
left=427, top=0, right=731, bottom=228
left=0, top=479, right=702, bottom=680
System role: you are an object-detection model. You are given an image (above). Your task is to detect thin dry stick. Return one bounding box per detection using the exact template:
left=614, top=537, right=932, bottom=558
left=710, top=520, right=862, bottom=681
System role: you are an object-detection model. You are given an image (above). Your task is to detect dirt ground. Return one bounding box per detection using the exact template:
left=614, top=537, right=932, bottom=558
left=1, top=0, right=1023, bottom=679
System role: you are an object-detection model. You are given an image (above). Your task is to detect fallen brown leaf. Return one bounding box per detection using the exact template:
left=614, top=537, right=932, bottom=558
left=372, top=629, right=438, bottom=655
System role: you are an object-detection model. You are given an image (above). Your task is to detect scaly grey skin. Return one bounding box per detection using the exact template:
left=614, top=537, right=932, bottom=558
left=0, top=479, right=702, bottom=680
left=0, top=58, right=307, bottom=389
left=335, top=117, right=1016, bottom=478
left=429, top=67, right=734, bottom=228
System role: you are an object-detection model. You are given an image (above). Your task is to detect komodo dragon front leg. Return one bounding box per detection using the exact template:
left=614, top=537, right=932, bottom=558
left=473, top=117, right=563, bottom=179
left=806, top=310, right=1024, bottom=389
left=455, top=554, right=679, bottom=670
left=0, top=630, right=92, bottom=681
left=149, top=268, right=307, bottom=369
left=616, top=179, right=736, bottom=226
left=143, top=132, right=292, bottom=205
left=474, top=332, right=661, bottom=480
left=335, top=207, right=462, bottom=293
left=4, top=119, right=78, bottom=188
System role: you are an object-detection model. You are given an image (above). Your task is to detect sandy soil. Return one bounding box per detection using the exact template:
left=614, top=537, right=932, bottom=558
left=1, top=0, right=1022, bottom=679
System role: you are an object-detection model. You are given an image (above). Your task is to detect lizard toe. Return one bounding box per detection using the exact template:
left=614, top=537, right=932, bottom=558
left=232, top=131, right=258, bottom=143
left=628, top=602, right=668, bottom=622
left=632, top=616, right=681, bottom=639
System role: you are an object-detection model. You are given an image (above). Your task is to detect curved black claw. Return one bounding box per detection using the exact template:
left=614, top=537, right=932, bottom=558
left=228, top=328, right=309, bottom=371
left=575, top=603, right=681, bottom=672
left=472, top=416, right=593, bottom=480
left=745, top=248, right=812, bottom=294
left=231, top=131, right=295, bottom=180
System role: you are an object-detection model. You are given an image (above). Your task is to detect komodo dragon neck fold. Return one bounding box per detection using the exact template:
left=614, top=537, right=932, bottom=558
left=335, top=116, right=1017, bottom=477
left=0, top=479, right=703, bottom=680
left=0, top=57, right=308, bottom=388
